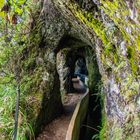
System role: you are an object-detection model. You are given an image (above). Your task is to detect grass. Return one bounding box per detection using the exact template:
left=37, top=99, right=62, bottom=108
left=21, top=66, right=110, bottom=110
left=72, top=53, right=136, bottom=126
left=0, top=0, right=42, bottom=139
left=0, top=83, right=35, bottom=140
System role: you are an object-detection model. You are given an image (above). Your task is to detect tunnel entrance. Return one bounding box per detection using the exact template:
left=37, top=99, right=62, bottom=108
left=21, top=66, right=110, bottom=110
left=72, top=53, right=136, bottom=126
left=56, top=36, right=103, bottom=140
left=56, top=46, right=88, bottom=95
left=74, top=55, right=88, bottom=84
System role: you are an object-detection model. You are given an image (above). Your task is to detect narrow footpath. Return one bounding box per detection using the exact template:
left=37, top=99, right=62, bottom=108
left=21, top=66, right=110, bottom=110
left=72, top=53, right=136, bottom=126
left=36, top=93, right=83, bottom=140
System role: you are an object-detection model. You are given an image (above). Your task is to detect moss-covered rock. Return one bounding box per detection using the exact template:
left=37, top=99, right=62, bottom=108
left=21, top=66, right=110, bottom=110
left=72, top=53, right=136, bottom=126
left=16, top=0, right=140, bottom=139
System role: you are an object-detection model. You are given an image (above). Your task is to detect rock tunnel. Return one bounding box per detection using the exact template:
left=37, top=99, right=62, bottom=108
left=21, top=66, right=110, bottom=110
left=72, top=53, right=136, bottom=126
left=33, top=34, right=103, bottom=140
left=1, top=0, right=139, bottom=139
left=55, top=36, right=103, bottom=140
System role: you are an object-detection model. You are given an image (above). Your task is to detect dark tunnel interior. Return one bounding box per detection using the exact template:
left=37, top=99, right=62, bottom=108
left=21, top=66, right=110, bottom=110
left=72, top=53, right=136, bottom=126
left=56, top=36, right=103, bottom=140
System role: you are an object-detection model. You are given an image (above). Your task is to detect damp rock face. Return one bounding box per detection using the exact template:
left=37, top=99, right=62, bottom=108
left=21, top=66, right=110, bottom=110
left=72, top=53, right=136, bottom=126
left=22, top=0, right=140, bottom=139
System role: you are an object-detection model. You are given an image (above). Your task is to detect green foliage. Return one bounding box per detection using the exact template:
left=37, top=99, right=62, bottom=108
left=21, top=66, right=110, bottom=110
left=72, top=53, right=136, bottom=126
left=92, top=133, right=99, bottom=140
left=0, top=84, right=15, bottom=139
left=0, top=83, right=35, bottom=139
left=0, top=0, right=38, bottom=139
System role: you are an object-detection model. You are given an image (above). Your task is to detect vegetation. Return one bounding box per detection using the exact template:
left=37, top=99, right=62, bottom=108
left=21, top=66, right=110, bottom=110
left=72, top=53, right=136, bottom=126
left=0, top=0, right=140, bottom=139
left=0, top=0, right=36, bottom=139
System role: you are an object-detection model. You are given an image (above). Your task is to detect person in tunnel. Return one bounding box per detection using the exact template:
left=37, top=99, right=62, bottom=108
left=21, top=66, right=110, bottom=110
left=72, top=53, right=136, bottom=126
left=74, top=57, right=88, bottom=85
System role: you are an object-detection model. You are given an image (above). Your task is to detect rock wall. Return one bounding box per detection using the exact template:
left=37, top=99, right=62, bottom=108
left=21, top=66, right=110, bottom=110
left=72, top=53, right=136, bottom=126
left=22, top=0, right=140, bottom=139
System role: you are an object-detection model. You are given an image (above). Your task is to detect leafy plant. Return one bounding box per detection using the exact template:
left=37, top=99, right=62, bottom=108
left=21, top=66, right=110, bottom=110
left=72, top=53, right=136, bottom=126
left=0, top=0, right=36, bottom=139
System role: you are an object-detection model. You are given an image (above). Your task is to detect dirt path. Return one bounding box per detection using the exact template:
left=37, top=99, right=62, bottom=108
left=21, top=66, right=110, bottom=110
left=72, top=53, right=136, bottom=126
left=36, top=93, right=83, bottom=140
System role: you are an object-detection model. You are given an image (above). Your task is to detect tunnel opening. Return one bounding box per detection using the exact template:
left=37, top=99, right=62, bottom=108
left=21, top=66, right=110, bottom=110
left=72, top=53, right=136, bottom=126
left=74, top=56, right=88, bottom=79
left=56, top=36, right=103, bottom=140
left=65, top=47, right=88, bottom=94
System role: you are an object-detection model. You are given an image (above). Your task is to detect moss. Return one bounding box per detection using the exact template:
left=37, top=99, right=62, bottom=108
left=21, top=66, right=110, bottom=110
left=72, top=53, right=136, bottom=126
left=100, top=0, right=140, bottom=77
left=68, top=1, right=120, bottom=68
left=100, top=0, right=131, bottom=40
left=125, top=90, right=136, bottom=100
left=76, top=10, right=109, bottom=46
left=100, top=0, right=140, bottom=50
left=99, top=96, right=108, bottom=140
left=127, top=46, right=139, bottom=76
left=24, top=57, right=36, bottom=70
left=104, top=45, right=119, bottom=65
left=126, top=81, right=139, bottom=99
left=99, top=112, right=108, bottom=140
left=68, top=1, right=110, bottom=47
left=136, top=35, right=140, bottom=51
